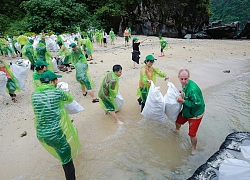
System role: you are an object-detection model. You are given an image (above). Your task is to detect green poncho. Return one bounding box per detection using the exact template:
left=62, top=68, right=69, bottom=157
left=109, top=30, right=115, bottom=40
left=0, top=61, right=20, bottom=94
left=22, top=42, right=36, bottom=65
left=32, top=71, right=42, bottom=89
left=82, top=38, right=93, bottom=55
left=35, top=42, right=53, bottom=71
left=58, top=45, right=71, bottom=64
left=137, top=65, right=165, bottom=103
left=70, top=48, right=83, bottom=66
left=75, top=60, right=94, bottom=90
left=98, top=72, right=120, bottom=111
left=159, top=38, right=168, bottom=50
left=31, top=83, right=81, bottom=164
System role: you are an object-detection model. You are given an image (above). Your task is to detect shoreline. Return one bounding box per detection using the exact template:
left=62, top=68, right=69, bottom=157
left=0, top=36, right=249, bottom=179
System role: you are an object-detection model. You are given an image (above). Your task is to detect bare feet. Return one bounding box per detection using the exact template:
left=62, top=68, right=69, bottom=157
left=104, top=110, right=108, bottom=115
left=191, top=149, right=197, bottom=155
left=116, top=120, right=124, bottom=125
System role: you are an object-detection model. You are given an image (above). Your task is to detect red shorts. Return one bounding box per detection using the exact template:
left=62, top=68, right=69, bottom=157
left=176, top=113, right=203, bottom=137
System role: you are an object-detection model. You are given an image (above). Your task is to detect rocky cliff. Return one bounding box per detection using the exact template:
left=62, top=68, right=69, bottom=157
left=114, top=0, right=210, bottom=38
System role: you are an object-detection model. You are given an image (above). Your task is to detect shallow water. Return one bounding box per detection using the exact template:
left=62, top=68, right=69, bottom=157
left=70, top=72, right=250, bottom=180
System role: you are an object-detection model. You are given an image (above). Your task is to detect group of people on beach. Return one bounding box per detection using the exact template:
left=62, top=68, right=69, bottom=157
left=0, top=28, right=205, bottom=179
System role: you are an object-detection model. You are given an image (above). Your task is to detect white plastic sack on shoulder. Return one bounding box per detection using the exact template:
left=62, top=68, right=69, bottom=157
left=0, top=72, right=8, bottom=97
left=11, top=63, right=29, bottom=91
left=52, top=58, right=59, bottom=73
left=219, top=158, right=250, bottom=180
left=64, top=100, right=84, bottom=114
left=57, top=82, right=70, bottom=92
left=141, top=81, right=166, bottom=123
left=164, top=82, right=182, bottom=123
left=114, top=92, right=124, bottom=111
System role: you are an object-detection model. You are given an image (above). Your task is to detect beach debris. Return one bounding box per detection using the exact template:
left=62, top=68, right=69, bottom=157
left=90, top=62, right=93, bottom=64
left=20, top=131, right=27, bottom=137
left=223, top=70, right=230, bottom=73
left=100, top=60, right=103, bottom=63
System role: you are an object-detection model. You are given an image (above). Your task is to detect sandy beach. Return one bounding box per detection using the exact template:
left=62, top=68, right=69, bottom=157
left=0, top=35, right=249, bottom=179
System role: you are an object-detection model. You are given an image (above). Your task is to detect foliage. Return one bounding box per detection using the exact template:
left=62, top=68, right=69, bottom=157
left=1, top=0, right=249, bottom=35
left=210, top=0, right=250, bottom=25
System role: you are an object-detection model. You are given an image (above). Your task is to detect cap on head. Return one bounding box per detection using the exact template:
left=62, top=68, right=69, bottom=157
left=158, top=36, right=162, bottom=39
left=70, top=42, right=76, bottom=48
left=145, top=55, right=157, bottom=61
left=40, top=70, right=62, bottom=83
left=133, top=37, right=139, bottom=41
left=74, top=37, right=78, bottom=40
left=39, top=39, right=45, bottom=44
left=34, top=60, right=48, bottom=68
left=29, top=39, right=34, bottom=43
left=57, top=40, right=62, bottom=45
left=20, top=31, right=23, bottom=35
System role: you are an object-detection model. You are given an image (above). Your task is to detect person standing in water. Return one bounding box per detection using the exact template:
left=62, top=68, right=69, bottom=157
left=175, top=69, right=205, bottom=155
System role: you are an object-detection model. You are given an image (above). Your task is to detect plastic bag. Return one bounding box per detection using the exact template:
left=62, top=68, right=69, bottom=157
left=219, top=158, right=250, bottom=180
left=141, top=81, right=166, bottom=123
left=114, top=92, right=124, bottom=111
left=57, top=82, right=84, bottom=114
left=0, top=71, right=8, bottom=97
left=64, top=100, right=84, bottom=114
left=52, top=58, right=59, bottom=73
left=164, top=82, right=182, bottom=123
left=11, top=63, right=29, bottom=91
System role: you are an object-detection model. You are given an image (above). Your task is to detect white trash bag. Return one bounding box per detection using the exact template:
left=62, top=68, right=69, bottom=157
left=52, top=58, right=59, bottom=73
left=164, top=82, right=182, bottom=123
left=114, top=92, right=124, bottom=111
left=57, top=82, right=84, bottom=114
left=141, top=81, right=166, bottom=123
left=0, top=71, right=8, bottom=97
left=11, top=63, right=29, bottom=91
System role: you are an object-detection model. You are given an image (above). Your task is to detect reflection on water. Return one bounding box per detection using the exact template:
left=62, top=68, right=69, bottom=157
left=77, top=72, right=250, bottom=180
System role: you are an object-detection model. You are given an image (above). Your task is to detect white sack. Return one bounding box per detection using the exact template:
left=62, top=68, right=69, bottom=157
left=164, top=82, right=182, bottom=123
left=0, top=72, right=8, bottom=97
left=141, top=81, right=166, bottom=123
left=114, top=92, right=124, bottom=111
left=57, top=82, right=84, bottom=114
left=52, top=58, right=59, bottom=73
left=219, top=158, right=250, bottom=180
left=64, top=100, right=84, bottom=114
left=11, top=63, right=29, bottom=91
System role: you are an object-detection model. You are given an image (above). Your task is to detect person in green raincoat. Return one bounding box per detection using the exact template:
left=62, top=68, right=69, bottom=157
left=137, top=55, right=169, bottom=112
left=17, top=31, right=28, bottom=58
left=69, top=42, right=83, bottom=66
left=22, top=39, right=36, bottom=71
left=31, top=70, right=81, bottom=180
left=35, top=39, right=54, bottom=72
left=32, top=60, right=48, bottom=89
left=158, top=36, right=168, bottom=57
left=57, top=40, right=72, bottom=73
left=2, top=37, right=15, bottom=58
left=75, top=54, right=99, bottom=103
left=109, top=28, right=115, bottom=45
left=9, top=35, right=20, bottom=57
left=98, top=64, right=124, bottom=125
left=0, top=59, right=20, bottom=102
left=82, top=34, right=94, bottom=60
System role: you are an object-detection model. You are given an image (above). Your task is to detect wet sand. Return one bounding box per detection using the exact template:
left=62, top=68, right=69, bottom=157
left=0, top=36, right=249, bottom=179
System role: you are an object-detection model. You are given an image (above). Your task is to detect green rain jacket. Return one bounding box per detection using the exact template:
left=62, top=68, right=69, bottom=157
left=22, top=42, right=36, bottom=65
left=98, top=72, right=119, bottom=111
left=35, top=42, right=53, bottom=71
left=31, top=83, right=81, bottom=164
left=182, top=80, right=205, bottom=118
left=137, top=65, right=165, bottom=103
